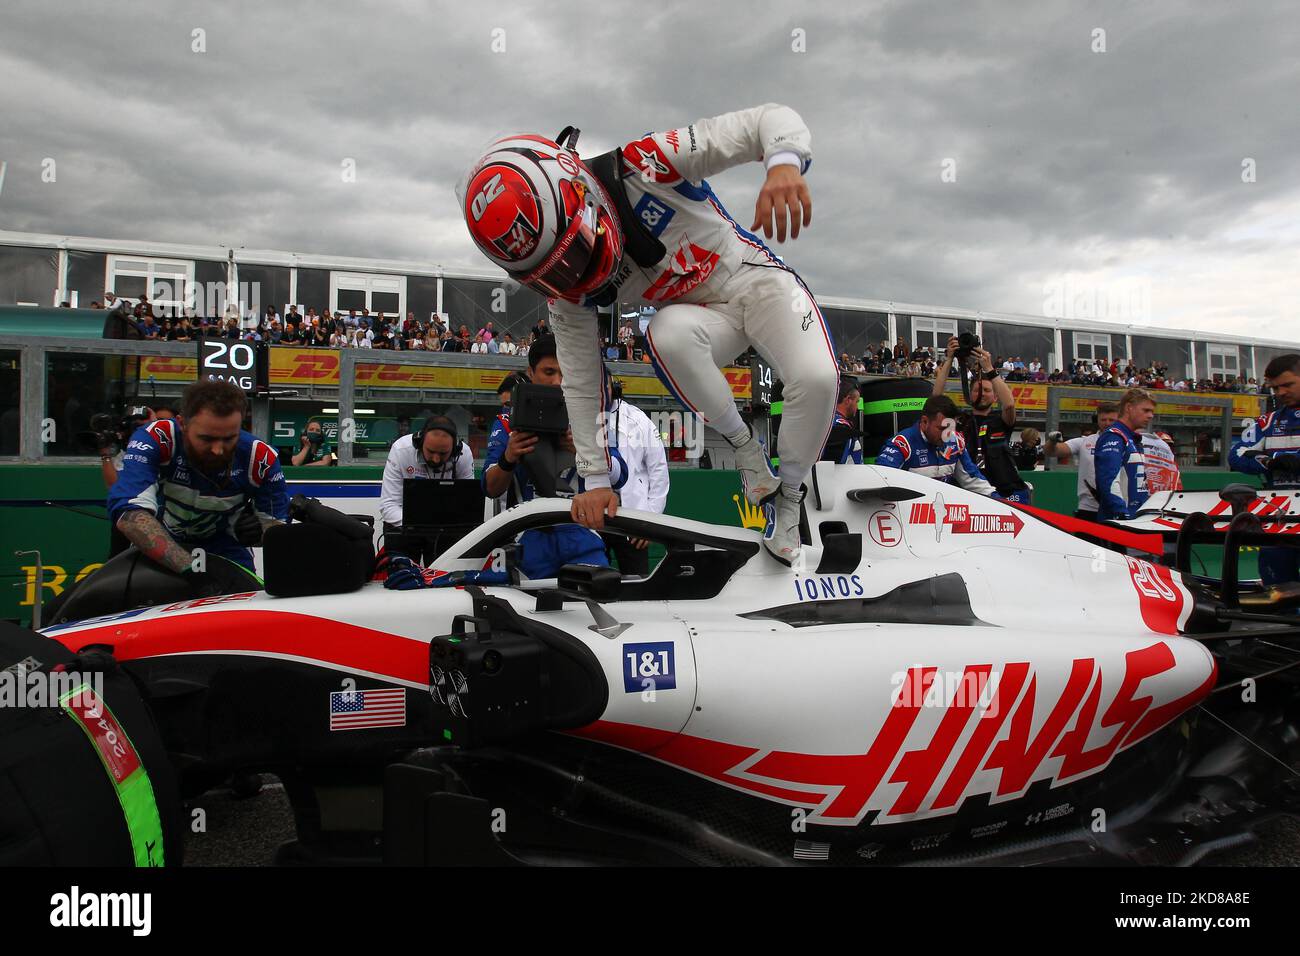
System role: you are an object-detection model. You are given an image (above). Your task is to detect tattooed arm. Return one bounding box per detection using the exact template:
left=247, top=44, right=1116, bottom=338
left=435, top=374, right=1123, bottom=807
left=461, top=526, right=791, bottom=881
left=116, top=509, right=195, bottom=573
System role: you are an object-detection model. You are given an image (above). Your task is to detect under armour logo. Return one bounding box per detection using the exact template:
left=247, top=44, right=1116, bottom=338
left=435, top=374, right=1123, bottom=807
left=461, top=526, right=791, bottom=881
left=801, top=310, right=813, bottom=332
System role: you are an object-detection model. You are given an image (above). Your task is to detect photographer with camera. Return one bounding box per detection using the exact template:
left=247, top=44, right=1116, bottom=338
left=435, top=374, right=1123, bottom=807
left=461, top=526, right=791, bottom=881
left=291, top=420, right=337, bottom=467
left=92, top=403, right=156, bottom=559
left=483, top=336, right=608, bottom=579
left=933, top=334, right=1029, bottom=503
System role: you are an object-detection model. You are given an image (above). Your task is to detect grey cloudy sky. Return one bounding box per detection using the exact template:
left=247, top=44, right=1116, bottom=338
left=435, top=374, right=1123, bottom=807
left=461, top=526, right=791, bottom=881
left=1, top=0, right=1296, bottom=340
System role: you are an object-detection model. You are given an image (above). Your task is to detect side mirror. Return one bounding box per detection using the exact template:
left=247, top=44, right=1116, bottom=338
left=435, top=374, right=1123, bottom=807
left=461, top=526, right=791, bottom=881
left=557, top=564, right=622, bottom=603
left=1218, top=483, right=1258, bottom=516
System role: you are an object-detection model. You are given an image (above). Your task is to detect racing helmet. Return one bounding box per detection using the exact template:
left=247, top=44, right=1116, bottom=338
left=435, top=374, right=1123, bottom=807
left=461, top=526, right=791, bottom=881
left=457, top=131, right=624, bottom=303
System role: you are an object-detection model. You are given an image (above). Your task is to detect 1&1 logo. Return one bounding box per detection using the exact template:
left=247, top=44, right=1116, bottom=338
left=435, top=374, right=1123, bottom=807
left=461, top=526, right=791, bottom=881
left=623, top=642, right=676, bottom=693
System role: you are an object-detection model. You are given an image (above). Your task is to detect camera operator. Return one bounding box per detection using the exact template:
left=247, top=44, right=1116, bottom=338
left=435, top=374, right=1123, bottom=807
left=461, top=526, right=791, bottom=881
left=821, top=377, right=864, bottom=464
left=379, top=414, right=474, bottom=563
left=94, top=403, right=156, bottom=559
left=105, top=379, right=288, bottom=589
left=933, top=335, right=1030, bottom=503
left=599, top=377, right=669, bottom=575
left=483, top=336, right=608, bottom=578
left=1230, top=352, right=1300, bottom=586
left=291, top=420, right=337, bottom=467
left=1094, top=388, right=1156, bottom=522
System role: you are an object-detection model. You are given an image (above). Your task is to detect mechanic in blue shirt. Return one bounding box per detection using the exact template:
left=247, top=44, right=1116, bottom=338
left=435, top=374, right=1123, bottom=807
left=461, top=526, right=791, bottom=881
left=876, top=395, right=995, bottom=494
left=1230, top=352, right=1300, bottom=586
left=108, top=379, right=289, bottom=584
left=1094, top=387, right=1156, bottom=521
left=482, top=336, right=608, bottom=579
left=821, top=377, right=864, bottom=465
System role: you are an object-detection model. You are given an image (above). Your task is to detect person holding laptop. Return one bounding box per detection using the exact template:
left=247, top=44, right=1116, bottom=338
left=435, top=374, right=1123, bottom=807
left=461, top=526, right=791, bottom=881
left=380, top=414, right=475, bottom=562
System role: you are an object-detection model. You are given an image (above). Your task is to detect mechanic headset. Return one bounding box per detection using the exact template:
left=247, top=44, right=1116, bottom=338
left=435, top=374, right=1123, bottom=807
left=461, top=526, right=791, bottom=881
left=412, top=415, right=462, bottom=474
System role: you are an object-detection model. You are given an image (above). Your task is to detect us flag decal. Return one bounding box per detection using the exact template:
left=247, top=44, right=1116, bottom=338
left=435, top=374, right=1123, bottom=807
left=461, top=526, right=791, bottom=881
left=329, top=687, right=406, bottom=731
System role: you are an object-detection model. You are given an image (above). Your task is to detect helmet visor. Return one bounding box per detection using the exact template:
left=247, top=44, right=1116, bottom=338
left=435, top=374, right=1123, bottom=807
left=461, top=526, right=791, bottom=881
left=516, top=203, right=603, bottom=300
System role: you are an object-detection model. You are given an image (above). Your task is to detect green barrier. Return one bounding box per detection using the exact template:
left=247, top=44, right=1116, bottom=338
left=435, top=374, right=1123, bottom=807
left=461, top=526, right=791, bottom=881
left=860, top=396, right=928, bottom=415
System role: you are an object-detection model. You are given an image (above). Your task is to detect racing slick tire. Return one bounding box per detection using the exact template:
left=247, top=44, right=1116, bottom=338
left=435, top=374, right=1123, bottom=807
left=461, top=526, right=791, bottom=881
left=0, top=621, right=184, bottom=866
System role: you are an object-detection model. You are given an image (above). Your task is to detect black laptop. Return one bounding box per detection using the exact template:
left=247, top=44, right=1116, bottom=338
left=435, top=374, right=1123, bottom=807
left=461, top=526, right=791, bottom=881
left=402, top=479, right=486, bottom=534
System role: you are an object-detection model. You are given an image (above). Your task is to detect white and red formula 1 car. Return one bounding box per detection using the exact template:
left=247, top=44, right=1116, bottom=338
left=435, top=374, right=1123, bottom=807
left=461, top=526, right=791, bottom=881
left=24, top=463, right=1300, bottom=866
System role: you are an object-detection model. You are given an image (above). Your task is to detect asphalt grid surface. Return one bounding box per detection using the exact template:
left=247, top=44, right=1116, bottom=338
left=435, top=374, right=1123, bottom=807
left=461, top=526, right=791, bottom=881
left=183, top=776, right=1300, bottom=867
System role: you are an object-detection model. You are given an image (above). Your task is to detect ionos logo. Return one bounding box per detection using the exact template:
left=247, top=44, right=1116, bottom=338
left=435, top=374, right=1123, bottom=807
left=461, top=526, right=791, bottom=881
left=793, top=574, right=865, bottom=602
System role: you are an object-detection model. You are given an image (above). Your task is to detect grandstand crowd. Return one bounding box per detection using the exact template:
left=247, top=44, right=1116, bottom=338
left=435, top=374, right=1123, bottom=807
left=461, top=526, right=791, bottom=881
left=836, top=340, right=1260, bottom=393
left=87, top=293, right=652, bottom=363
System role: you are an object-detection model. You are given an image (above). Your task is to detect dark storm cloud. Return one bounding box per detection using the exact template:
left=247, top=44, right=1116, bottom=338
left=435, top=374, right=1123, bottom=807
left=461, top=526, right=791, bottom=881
left=0, top=0, right=1295, bottom=338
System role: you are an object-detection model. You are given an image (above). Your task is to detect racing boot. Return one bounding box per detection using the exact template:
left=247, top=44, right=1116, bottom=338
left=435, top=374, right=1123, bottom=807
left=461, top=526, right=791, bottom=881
left=729, top=425, right=780, bottom=505
left=763, top=485, right=805, bottom=565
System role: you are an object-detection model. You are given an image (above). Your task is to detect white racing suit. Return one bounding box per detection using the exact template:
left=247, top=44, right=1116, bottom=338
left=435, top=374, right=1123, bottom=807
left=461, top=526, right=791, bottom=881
left=549, top=104, right=840, bottom=496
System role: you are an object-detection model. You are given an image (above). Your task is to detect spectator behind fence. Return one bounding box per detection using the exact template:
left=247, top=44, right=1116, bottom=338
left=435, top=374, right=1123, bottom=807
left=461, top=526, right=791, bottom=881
left=291, top=420, right=336, bottom=467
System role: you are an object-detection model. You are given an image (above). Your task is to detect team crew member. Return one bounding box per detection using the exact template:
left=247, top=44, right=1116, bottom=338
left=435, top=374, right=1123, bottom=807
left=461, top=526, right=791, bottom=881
left=380, top=414, right=474, bottom=525
left=1141, top=429, right=1182, bottom=493
left=482, top=337, right=608, bottom=578
left=599, top=378, right=670, bottom=575
left=876, top=395, right=995, bottom=494
left=108, top=379, right=288, bottom=578
left=1230, top=352, right=1300, bottom=586
left=1094, top=388, right=1156, bottom=521
left=459, top=104, right=838, bottom=564
left=933, top=336, right=1029, bottom=503
left=821, top=377, right=864, bottom=465
left=1045, top=402, right=1119, bottom=521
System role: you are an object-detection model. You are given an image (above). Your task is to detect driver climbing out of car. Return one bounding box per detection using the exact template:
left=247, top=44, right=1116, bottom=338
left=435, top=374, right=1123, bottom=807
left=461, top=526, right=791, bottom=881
left=876, top=395, right=996, bottom=494
left=457, top=104, right=839, bottom=565
left=105, top=379, right=289, bottom=592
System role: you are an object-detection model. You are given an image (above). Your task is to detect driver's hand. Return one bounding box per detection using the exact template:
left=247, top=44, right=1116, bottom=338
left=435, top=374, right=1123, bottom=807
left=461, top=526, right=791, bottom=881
left=945, top=336, right=960, bottom=360
left=559, top=428, right=576, bottom=455
left=630, top=536, right=650, bottom=550
left=571, top=488, right=619, bottom=530
left=751, top=165, right=811, bottom=243
left=504, top=430, right=538, bottom=463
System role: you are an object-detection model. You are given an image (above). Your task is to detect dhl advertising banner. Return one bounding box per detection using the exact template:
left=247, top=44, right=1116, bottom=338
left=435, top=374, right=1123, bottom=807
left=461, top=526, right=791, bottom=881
left=947, top=380, right=1263, bottom=419
left=143, top=348, right=752, bottom=398
left=1056, top=394, right=1264, bottom=420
